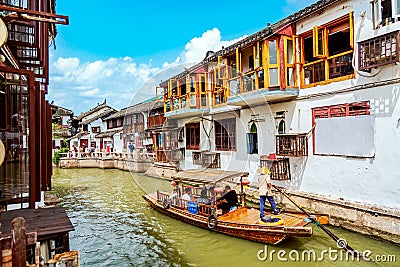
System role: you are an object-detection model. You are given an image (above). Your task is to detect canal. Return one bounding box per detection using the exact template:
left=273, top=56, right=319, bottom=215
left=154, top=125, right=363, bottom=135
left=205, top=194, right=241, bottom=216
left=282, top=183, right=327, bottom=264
left=50, top=168, right=400, bottom=266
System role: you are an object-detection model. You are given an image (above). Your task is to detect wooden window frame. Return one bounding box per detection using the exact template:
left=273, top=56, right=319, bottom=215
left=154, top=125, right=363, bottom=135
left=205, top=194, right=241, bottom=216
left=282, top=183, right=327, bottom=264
left=214, top=118, right=236, bottom=151
left=265, top=39, right=280, bottom=87
left=311, top=101, right=370, bottom=154
left=284, top=36, right=297, bottom=88
left=186, top=122, right=200, bottom=150
left=313, top=26, right=327, bottom=58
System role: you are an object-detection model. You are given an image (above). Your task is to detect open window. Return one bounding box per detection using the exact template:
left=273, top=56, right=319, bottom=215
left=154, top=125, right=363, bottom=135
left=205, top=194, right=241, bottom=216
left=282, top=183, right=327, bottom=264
left=198, top=74, right=208, bottom=107
left=266, top=39, right=280, bottom=87
left=284, top=36, right=296, bottom=87
left=303, top=13, right=354, bottom=86
left=313, top=26, right=327, bottom=58
left=372, top=0, right=400, bottom=29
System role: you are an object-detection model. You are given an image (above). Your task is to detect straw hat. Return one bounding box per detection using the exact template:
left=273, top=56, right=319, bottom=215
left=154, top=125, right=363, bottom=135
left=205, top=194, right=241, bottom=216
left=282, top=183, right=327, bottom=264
left=0, top=140, right=5, bottom=166
left=257, top=166, right=271, bottom=175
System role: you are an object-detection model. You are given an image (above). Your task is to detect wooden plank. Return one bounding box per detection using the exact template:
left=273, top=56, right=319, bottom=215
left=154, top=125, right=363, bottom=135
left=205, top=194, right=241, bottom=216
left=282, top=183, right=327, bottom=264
left=12, top=217, right=26, bottom=267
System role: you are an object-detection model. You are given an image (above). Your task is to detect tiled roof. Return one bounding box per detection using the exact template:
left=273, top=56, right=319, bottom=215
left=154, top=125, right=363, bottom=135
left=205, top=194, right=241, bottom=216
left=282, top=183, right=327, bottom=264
left=75, top=99, right=116, bottom=120
left=160, top=0, right=342, bottom=86
left=95, top=127, right=123, bottom=138
left=104, top=100, right=163, bottom=120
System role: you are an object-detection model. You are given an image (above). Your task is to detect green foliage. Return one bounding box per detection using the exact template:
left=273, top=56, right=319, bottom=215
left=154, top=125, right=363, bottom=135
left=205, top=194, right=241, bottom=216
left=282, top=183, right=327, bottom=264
left=52, top=147, right=69, bottom=164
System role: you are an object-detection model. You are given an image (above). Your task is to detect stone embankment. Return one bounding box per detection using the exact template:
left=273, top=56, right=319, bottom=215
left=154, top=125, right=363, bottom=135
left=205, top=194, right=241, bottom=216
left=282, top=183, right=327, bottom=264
left=58, top=151, right=152, bottom=172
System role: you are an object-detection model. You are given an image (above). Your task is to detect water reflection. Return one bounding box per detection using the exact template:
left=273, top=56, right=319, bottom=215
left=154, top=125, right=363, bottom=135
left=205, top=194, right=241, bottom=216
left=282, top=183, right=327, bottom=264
left=51, top=168, right=400, bottom=267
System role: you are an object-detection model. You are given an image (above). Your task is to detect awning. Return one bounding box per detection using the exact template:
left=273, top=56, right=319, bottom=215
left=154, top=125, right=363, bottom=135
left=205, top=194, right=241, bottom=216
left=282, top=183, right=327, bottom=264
left=0, top=207, right=74, bottom=240
left=172, top=169, right=248, bottom=185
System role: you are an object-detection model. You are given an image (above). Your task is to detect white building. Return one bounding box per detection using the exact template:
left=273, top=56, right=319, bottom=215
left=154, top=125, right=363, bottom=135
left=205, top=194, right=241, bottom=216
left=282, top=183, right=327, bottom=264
left=155, top=0, right=400, bottom=243
left=69, top=100, right=117, bottom=152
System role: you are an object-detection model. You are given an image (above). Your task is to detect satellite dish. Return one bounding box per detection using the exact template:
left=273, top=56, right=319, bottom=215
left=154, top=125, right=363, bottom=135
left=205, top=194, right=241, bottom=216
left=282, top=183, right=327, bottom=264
left=0, top=18, right=8, bottom=48
left=0, top=140, right=5, bottom=166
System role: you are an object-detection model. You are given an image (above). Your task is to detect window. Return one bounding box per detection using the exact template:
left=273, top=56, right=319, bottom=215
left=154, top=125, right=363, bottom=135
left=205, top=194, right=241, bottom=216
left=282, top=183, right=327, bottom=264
left=186, top=122, right=200, bottom=150
left=198, top=74, right=208, bottom=107
left=284, top=36, right=296, bottom=87
left=266, top=39, right=280, bottom=87
left=372, top=0, right=400, bottom=29
left=303, top=13, right=354, bottom=85
left=359, top=31, right=399, bottom=71
left=92, top=126, right=100, bottom=133
left=312, top=101, right=374, bottom=157
left=246, top=123, right=258, bottom=154
left=215, top=118, right=236, bottom=151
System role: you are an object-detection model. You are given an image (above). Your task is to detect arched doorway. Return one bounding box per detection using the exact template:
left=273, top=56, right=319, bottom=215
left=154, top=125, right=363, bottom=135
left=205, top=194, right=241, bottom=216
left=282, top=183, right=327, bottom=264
left=247, top=122, right=258, bottom=154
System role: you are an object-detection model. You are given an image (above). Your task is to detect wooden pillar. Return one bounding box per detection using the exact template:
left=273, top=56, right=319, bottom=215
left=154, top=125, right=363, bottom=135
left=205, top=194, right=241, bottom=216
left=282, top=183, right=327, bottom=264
left=11, top=217, right=26, bottom=267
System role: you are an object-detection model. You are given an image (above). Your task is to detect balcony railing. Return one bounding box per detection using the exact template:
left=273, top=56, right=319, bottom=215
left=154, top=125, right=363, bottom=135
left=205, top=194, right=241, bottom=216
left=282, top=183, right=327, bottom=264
left=147, top=114, right=165, bottom=128
left=359, top=31, right=399, bottom=71
left=276, top=133, right=308, bottom=157
left=260, top=156, right=291, bottom=180
left=192, top=151, right=221, bottom=168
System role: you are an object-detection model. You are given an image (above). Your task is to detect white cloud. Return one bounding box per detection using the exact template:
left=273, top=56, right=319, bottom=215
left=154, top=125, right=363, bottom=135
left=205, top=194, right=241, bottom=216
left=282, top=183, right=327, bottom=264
left=179, top=28, right=246, bottom=64
left=79, top=88, right=100, bottom=97
left=48, top=27, right=246, bottom=114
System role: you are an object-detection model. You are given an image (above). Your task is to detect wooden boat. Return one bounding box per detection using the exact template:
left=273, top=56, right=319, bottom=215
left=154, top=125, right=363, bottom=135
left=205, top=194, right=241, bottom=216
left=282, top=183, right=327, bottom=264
left=143, top=169, right=329, bottom=245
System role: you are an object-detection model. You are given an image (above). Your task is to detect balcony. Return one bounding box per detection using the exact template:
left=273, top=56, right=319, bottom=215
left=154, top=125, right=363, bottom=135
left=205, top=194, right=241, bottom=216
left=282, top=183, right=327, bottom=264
left=192, top=151, right=221, bottom=168
left=260, top=156, right=291, bottom=180
left=156, top=148, right=183, bottom=163
left=359, top=31, right=399, bottom=71
left=276, top=133, right=308, bottom=157
left=226, top=87, right=298, bottom=106
left=147, top=114, right=165, bottom=129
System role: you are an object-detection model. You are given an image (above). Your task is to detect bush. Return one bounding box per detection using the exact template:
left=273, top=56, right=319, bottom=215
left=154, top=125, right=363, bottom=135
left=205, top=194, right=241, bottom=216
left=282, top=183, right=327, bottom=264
left=52, top=147, right=70, bottom=164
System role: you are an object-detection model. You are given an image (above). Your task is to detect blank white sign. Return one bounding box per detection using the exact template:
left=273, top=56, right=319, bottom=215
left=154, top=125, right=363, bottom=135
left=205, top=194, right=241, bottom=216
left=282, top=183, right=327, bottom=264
left=315, top=115, right=375, bottom=157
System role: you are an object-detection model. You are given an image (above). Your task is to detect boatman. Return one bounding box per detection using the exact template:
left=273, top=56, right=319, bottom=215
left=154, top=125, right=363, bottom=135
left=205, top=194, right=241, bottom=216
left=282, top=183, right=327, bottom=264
left=258, top=166, right=280, bottom=222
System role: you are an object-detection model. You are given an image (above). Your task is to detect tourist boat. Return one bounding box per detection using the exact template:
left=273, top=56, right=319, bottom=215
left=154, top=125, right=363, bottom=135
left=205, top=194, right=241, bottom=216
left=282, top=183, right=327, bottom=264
left=143, top=169, right=329, bottom=245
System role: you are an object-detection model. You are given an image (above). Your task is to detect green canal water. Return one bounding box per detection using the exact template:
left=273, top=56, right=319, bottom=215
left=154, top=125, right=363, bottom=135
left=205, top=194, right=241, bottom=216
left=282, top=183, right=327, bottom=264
left=50, top=168, right=400, bottom=267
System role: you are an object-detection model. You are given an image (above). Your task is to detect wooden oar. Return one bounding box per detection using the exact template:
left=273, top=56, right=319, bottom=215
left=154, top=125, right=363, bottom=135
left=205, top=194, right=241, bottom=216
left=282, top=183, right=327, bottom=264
left=273, top=185, right=361, bottom=256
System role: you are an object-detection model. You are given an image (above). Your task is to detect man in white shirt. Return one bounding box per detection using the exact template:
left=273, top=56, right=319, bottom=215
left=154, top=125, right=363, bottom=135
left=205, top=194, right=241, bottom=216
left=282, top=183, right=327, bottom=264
left=182, top=187, right=191, bottom=201
left=258, top=166, right=280, bottom=222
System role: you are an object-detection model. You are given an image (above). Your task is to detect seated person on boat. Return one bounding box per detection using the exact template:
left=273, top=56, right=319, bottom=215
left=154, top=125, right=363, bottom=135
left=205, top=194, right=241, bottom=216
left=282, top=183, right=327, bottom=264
left=197, top=186, right=212, bottom=205
left=216, top=185, right=237, bottom=214
left=182, top=187, right=192, bottom=201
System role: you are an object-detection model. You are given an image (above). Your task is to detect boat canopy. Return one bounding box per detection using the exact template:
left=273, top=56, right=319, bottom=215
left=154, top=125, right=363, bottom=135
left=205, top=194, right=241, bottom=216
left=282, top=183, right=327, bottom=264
left=171, top=169, right=248, bottom=185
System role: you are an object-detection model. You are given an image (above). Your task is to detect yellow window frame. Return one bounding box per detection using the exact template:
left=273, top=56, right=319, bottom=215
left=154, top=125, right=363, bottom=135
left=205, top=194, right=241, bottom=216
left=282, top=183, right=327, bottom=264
left=284, top=36, right=296, bottom=88
left=198, top=73, right=208, bottom=107
left=313, top=26, right=327, bottom=58
left=155, top=86, right=164, bottom=102
left=217, top=56, right=228, bottom=79
left=265, top=39, right=280, bottom=87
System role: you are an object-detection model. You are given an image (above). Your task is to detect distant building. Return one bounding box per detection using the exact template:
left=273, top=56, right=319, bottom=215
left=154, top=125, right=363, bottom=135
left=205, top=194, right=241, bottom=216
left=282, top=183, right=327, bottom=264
left=51, top=104, right=74, bottom=149
left=69, top=100, right=116, bottom=152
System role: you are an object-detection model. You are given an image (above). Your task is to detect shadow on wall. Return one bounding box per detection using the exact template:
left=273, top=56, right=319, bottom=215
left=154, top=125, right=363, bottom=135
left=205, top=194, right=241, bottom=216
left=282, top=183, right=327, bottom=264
left=354, top=83, right=400, bottom=118
left=274, top=156, right=308, bottom=191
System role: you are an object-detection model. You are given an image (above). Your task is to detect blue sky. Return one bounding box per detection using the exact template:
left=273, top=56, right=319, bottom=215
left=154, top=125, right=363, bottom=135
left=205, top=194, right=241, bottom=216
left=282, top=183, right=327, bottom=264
left=48, top=0, right=316, bottom=114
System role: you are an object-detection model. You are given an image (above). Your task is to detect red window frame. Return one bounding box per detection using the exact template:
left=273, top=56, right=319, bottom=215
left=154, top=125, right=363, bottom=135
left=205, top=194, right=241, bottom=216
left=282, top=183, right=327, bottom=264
left=311, top=101, right=370, bottom=154
left=186, top=123, right=200, bottom=150
left=215, top=118, right=236, bottom=151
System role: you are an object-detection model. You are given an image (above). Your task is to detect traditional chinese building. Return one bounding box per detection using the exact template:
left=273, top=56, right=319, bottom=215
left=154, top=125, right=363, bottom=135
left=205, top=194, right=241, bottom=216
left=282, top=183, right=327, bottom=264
left=0, top=1, right=75, bottom=265
left=155, top=0, right=400, bottom=243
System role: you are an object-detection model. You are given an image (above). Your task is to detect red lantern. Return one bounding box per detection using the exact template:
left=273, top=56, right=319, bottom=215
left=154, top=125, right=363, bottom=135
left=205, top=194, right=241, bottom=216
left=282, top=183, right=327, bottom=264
left=171, top=180, right=177, bottom=186
left=241, top=179, right=250, bottom=186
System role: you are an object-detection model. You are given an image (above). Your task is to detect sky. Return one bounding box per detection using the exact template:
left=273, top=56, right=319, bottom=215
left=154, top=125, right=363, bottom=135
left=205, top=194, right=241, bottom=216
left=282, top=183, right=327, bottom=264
left=48, top=0, right=316, bottom=114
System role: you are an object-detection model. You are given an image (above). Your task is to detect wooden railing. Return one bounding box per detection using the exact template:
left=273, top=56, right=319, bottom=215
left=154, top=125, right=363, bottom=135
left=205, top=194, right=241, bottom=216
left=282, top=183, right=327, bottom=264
left=276, top=133, right=308, bottom=157
left=147, top=114, right=165, bottom=128
left=260, top=156, right=291, bottom=180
